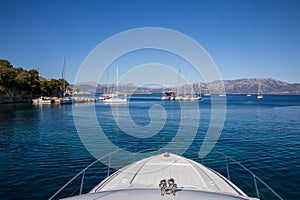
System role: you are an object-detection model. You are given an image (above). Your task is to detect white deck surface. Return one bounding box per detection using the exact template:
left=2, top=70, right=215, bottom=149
left=63, top=153, right=257, bottom=200
left=92, top=153, right=249, bottom=197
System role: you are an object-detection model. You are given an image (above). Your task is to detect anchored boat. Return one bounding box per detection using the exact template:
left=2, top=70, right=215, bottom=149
left=103, top=67, right=127, bottom=104
left=59, top=57, right=73, bottom=104
left=257, top=82, right=263, bottom=99
left=161, top=90, right=176, bottom=100
left=32, top=96, right=53, bottom=104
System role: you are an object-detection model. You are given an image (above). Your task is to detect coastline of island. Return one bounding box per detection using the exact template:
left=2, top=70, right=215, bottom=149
left=1, top=59, right=300, bottom=104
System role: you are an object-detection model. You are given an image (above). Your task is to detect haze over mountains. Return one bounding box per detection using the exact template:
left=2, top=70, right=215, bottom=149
left=72, top=78, right=300, bottom=94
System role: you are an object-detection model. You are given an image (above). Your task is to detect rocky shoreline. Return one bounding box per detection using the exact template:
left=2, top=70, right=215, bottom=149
left=0, top=90, right=35, bottom=104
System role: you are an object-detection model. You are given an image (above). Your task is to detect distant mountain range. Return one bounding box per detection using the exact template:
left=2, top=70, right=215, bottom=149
left=71, top=78, right=300, bottom=95
left=209, top=78, right=300, bottom=94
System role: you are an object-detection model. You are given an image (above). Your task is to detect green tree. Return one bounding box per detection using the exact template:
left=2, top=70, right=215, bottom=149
left=15, top=69, right=40, bottom=93
left=40, top=78, right=62, bottom=97
left=28, top=69, right=40, bottom=94
left=15, top=70, right=29, bottom=90
left=0, top=66, right=17, bottom=88
left=0, top=59, right=68, bottom=98
left=0, top=59, right=12, bottom=68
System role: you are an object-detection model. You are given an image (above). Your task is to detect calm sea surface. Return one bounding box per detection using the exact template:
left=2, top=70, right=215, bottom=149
left=0, top=94, right=299, bottom=200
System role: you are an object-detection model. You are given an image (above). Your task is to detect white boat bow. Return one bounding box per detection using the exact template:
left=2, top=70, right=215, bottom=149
left=50, top=148, right=283, bottom=200
left=59, top=153, right=262, bottom=200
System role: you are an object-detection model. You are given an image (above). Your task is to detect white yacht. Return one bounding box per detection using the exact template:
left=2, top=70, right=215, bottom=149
left=59, top=57, right=73, bottom=104
left=257, top=82, right=263, bottom=99
left=189, top=85, right=201, bottom=100
left=175, top=95, right=184, bottom=101
left=182, top=95, right=190, bottom=101
left=103, top=96, right=127, bottom=104
left=181, top=85, right=190, bottom=100
left=32, top=96, right=52, bottom=104
left=204, top=87, right=210, bottom=96
left=103, top=68, right=127, bottom=104
left=257, top=94, right=263, bottom=99
left=190, top=95, right=202, bottom=100
left=161, top=90, right=176, bottom=100
left=99, top=93, right=115, bottom=100
left=59, top=97, right=72, bottom=104
left=50, top=151, right=282, bottom=200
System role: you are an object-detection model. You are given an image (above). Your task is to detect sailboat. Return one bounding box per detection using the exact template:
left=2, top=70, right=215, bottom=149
left=174, top=69, right=183, bottom=101
left=257, top=81, right=263, bottom=99
left=203, top=86, right=210, bottom=96
left=103, top=67, right=127, bottom=104
left=99, top=71, right=116, bottom=101
left=190, top=84, right=201, bottom=100
left=59, top=57, right=72, bottom=104
left=194, top=82, right=202, bottom=100
left=182, top=84, right=189, bottom=100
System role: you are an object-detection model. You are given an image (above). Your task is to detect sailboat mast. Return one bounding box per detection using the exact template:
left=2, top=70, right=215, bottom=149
left=106, top=70, right=109, bottom=94
left=176, top=68, right=180, bottom=96
left=62, top=57, right=66, bottom=97
left=116, top=67, right=119, bottom=94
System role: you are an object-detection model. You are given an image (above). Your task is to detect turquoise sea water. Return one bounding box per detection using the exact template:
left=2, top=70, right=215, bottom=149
left=0, top=94, right=299, bottom=199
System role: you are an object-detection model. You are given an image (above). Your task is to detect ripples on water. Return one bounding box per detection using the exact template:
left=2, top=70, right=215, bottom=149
left=0, top=94, right=299, bottom=199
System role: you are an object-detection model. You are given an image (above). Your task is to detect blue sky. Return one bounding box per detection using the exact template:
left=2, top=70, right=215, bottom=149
left=0, top=0, right=300, bottom=84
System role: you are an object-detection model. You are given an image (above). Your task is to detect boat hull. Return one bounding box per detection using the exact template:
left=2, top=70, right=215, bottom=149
left=59, top=98, right=73, bottom=104
left=103, top=98, right=127, bottom=104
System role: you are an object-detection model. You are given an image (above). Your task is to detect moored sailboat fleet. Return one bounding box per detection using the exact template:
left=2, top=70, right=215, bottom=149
left=33, top=62, right=266, bottom=104
left=161, top=79, right=265, bottom=100
left=160, top=82, right=265, bottom=100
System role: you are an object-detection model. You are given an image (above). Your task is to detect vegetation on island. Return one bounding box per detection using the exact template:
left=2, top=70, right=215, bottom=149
left=0, top=59, right=70, bottom=102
